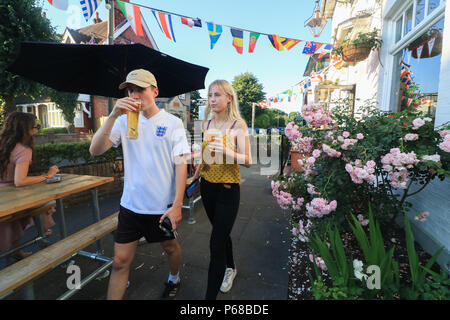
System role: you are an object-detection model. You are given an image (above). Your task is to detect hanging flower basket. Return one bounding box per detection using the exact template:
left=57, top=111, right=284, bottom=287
left=409, top=31, right=442, bottom=59
left=341, top=44, right=372, bottom=63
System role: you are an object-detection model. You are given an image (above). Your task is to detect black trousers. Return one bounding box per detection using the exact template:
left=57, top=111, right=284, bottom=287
left=200, top=178, right=240, bottom=300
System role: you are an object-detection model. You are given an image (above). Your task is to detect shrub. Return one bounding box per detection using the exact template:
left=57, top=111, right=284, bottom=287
left=272, top=99, right=450, bottom=234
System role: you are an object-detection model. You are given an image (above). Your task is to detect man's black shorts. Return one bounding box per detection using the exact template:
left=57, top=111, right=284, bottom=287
left=114, top=205, right=175, bottom=244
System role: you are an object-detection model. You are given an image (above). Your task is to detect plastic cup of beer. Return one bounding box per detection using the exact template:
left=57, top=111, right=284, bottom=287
left=206, top=134, right=216, bottom=164
left=126, top=100, right=141, bottom=139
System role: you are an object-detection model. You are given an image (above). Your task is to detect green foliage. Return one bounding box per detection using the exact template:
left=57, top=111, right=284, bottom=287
left=232, top=72, right=266, bottom=125
left=0, top=0, right=58, bottom=114
left=307, top=208, right=449, bottom=300
left=30, top=141, right=123, bottom=173
left=37, top=127, right=69, bottom=134
left=332, top=29, right=382, bottom=58
left=189, top=90, right=202, bottom=121
left=48, top=89, right=79, bottom=130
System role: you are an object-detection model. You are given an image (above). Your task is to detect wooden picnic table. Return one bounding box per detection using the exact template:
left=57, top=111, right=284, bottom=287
left=0, top=174, right=114, bottom=255
left=0, top=174, right=115, bottom=299
left=0, top=174, right=114, bottom=218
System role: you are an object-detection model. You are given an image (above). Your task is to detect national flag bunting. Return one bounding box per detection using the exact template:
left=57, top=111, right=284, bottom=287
left=80, top=0, right=103, bottom=22
left=207, top=22, right=223, bottom=49
left=318, top=44, right=333, bottom=59
left=267, top=35, right=284, bottom=51
left=281, top=39, right=301, bottom=50
left=152, top=10, right=176, bottom=41
left=117, top=1, right=144, bottom=36
left=48, top=0, right=68, bottom=10
left=303, top=41, right=323, bottom=55
left=248, top=32, right=260, bottom=53
left=181, top=16, right=202, bottom=28
left=230, top=28, right=244, bottom=54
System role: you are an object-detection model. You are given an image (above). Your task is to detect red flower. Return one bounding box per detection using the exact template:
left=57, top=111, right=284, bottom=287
left=404, top=123, right=409, bottom=126
left=388, top=115, right=393, bottom=118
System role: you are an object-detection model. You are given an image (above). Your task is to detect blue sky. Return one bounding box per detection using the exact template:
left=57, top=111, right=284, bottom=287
left=40, top=0, right=332, bottom=114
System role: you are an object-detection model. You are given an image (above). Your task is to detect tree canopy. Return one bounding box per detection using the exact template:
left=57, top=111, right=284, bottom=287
left=231, top=72, right=266, bottom=125
left=0, top=0, right=58, bottom=115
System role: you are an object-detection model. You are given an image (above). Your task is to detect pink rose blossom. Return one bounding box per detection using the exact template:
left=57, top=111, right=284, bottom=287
left=356, top=133, right=364, bottom=139
left=404, top=133, right=419, bottom=141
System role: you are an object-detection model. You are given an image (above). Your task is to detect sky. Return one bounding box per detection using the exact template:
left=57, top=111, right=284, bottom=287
left=39, top=0, right=332, bottom=114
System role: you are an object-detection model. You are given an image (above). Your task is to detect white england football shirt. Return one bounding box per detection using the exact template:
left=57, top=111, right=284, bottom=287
left=109, top=109, right=190, bottom=214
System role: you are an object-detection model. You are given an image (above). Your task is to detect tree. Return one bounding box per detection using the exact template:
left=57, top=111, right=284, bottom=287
left=232, top=72, right=266, bottom=125
left=48, top=89, right=79, bottom=133
left=190, top=90, right=201, bottom=121
left=255, top=113, right=270, bottom=128
left=0, top=0, right=58, bottom=116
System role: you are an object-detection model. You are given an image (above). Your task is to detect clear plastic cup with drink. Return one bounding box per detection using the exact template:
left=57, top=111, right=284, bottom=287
left=126, top=100, right=141, bottom=139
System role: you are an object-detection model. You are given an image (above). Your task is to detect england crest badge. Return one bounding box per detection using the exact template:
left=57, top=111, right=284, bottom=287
left=156, top=126, right=168, bottom=137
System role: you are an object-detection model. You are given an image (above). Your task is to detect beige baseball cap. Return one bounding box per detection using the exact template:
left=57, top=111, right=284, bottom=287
left=119, top=69, right=158, bottom=90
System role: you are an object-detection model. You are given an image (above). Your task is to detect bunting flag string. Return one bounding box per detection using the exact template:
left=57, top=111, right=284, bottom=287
left=152, top=10, right=176, bottom=41
left=80, top=0, right=103, bottom=22
left=207, top=22, right=223, bottom=49
left=231, top=28, right=244, bottom=54
left=117, top=0, right=144, bottom=36
left=248, top=32, right=260, bottom=53
left=108, top=1, right=331, bottom=54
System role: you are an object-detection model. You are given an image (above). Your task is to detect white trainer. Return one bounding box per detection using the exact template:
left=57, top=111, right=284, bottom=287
left=220, top=268, right=237, bottom=293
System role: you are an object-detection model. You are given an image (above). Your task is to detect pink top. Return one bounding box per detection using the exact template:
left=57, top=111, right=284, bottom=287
left=0, top=143, right=32, bottom=187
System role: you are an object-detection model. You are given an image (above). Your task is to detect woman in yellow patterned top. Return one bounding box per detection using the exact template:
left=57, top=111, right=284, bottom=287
left=192, top=79, right=251, bottom=299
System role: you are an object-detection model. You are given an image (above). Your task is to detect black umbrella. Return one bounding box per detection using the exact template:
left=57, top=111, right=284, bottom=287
left=7, top=41, right=209, bottom=98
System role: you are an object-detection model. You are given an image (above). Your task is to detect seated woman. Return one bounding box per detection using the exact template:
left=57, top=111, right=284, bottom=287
left=0, top=112, right=59, bottom=259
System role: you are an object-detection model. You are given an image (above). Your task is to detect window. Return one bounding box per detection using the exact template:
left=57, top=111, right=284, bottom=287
left=396, top=18, right=444, bottom=116
left=395, top=0, right=445, bottom=43
left=428, top=0, right=440, bottom=14
left=395, top=17, right=403, bottom=42
left=415, top=0, right=426, bottom=25
left=404, top=5, right=414, bottom=35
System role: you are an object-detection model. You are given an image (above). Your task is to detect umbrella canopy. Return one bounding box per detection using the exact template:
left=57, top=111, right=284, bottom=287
left=7, top=41, right=209, bottom=98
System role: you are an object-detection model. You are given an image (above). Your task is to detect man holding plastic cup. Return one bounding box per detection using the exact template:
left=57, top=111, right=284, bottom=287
left=90, top=69, right=189, bottom=300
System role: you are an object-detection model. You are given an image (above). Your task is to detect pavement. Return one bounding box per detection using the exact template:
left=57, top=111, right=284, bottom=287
left=4, top=164, right=290, bottom=300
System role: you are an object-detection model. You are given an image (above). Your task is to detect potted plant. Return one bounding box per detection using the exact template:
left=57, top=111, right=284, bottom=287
left=408, top=28, right=442, bottom=59
left=332, top=29, right=382, bottom=63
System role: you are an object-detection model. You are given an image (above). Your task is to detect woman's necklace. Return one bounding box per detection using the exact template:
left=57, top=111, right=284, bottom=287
left=213, top=119, right=229, bottom=132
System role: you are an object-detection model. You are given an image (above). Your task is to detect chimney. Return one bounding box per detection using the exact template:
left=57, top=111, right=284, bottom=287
left=94, top=11, right=102, bottom=23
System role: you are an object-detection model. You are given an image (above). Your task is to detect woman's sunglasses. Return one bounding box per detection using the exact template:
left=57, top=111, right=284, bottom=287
left=33, top=124, right=41, bottom=130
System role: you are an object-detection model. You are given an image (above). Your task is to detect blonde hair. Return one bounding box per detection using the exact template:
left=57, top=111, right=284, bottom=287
left=202, top=80, right=242, bottom=130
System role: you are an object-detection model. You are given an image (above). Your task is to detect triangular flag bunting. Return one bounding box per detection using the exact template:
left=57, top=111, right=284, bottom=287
left=207, top=22, right=223, bottom=49
left=318, top=44, right=333, bottom=59
left=427, top=36, right=436, bottom=56
left=281, top=38, right=301, bottom=50
left=48, top=0, right=68, bottom=10
left=416, top=44, right=424, bottom=60
left=303, top=41, right=322, bottom=55
left=230, top=28, right=244, bottom=54
left=81, top=0, right=103, bottom=22
left=267, top=35, right=284, bottom=51
left=117, top=1, right=144, bottom=36
left=181, top=16, right=202, bottom=28
left=248, top=32, right=260, bottom=53
left=152, top=10, right=176, bottom=41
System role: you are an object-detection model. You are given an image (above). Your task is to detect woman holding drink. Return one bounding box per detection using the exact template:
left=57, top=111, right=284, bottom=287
left=192, top=79, right=252, bottom=299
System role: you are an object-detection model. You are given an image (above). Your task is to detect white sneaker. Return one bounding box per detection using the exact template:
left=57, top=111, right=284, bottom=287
left=220, top=268, right=237, bottom=293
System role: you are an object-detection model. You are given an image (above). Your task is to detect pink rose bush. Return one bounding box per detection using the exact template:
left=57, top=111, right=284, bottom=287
left=273, top=102, right=450, bottom=234
left=301, top=103, right=332, bottom=128
left=306, top=198, right=338, bottom=218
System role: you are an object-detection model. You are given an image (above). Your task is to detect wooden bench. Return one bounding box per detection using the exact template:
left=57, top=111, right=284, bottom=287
left=0, top=212, right=119, bottom=299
